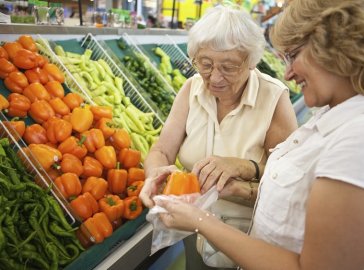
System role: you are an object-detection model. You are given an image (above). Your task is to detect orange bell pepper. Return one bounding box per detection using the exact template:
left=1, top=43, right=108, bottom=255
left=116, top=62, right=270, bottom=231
left=123, top=196, right=143, bottom=220
left=70, top=192, right=99, bottom=220
left=107, top=162, right=128, bottom=194
left=82, top=176, right=108, bottom=201
left=127, top=180, right=144, bottom=197
left=3, top=42, right=23, bottom=60
left=82, top=156, right=103, bottom=178
left=24, top=67, right=49, bottom=85
left=4, top=71, right=29, bottom=94
left=46, top=167, right=61, bottom=181
left=70, top=107, right=94, bottom=133
left=0, top=46, right=9, bottom=60
left=127, top=167, right=145, bottom=186
left=17, top=35, right=37, bottom=52
left=2, top=118, right=26, bottom=139
left=34, top=53, right=48, bottom=68
left=62, top=92, right=84, bottom=110
left=44, top=80, right=65, bottom=98
left=0, top=58, right=17, bottom=79
left=162, top=171, right=200, bottom=196
left=109, top=129, right=131, bottom=150
left=54, top=172, right=82, bottom=200
left=95, top=145, right=116, bottom=170
left=23, top=82, right=51, bottom=102
left=28, top=100, right=55, bottom=124
left=0, top=94, right=9, bottom=110
left=23, top=123, right=48, bottom=144
left=44, top=117, right=72, bottom=144
left=43, top=63, right=65, bottom=83
left=90, top=105, right=113, bottom=120
left=60, top=153, right=84, bottom=176
left=13, top=48, right=38, bottom=70
left=48, top=97, right=70, bottom=117
left=28, top=143, right=62, bottom=171
left=82, top=128, right=105, bottom=153
left=96, top=117, right=115, bottom=139
left=99, top=195, right=125, bottom=222
left=118, top=148, right=141, bottom=169
left=6, top=93, right=31, bottom=118
left=81, top=212, right=113, bottom=244
left=58, top=135, right=88, bottom=160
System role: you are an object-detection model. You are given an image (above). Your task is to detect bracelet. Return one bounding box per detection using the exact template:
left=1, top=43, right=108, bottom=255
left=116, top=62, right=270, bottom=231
left=249, top=159, right=260, bottom=181
left=195, top=212, right=216, bottom=234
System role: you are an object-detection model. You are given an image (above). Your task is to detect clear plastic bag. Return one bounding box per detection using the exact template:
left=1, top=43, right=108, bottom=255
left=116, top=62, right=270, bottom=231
left=146, top=186, right=219, bottom=254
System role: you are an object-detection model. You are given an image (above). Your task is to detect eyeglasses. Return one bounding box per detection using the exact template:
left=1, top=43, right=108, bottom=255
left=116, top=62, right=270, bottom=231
left=282, top=44, right=305, bottom=66
left=192, top=58, right=246, bottom=77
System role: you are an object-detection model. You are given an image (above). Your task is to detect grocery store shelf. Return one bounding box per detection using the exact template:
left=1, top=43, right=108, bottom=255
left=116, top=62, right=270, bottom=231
left=94, top=223, right=153, bottom=270
left=0, top=23, right=188, bottom=36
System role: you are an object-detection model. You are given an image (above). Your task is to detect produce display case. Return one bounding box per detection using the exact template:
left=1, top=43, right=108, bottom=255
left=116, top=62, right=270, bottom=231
left=103, top=34, right=177, bottom=121
left=0, top=111, right=76, bottom=226
left=158, top=35, right=196, bottom=78
left=121, top=33, right=177, bottom=95
left=124, top=34, right=196, bottom=80
left=80, top=33, right=165, bottom=127
left=0, top=34, right=157, bottom=270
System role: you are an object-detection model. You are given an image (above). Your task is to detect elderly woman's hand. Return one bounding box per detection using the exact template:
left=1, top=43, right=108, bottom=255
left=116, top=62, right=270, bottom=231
left=218, top=179, right=252, bottom=200
left=192, top=156, right=244, bottom=193
left=139, top=165, right=179, bottom=208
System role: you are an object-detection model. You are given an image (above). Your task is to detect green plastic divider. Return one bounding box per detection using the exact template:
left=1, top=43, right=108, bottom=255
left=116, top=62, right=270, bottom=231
left=55, top=38, right=86, bottom=55
left=65, top=209, right=148, bottom=270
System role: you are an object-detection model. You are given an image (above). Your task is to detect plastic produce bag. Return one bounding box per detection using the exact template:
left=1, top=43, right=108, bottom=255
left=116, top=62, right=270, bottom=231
left=146, top=187, right=219, bottom=254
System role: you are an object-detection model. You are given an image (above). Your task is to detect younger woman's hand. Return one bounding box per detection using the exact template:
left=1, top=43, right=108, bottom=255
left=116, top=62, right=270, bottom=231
left=157, top=199, right=204, bottom=232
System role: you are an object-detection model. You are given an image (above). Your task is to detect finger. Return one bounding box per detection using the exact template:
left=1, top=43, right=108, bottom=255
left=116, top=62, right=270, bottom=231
left=139, top=177, right=159, bottom=208
left=201, top=169, right=223, bottom=193
left=216, top=172, right=231, bottom=192
left=198, top=163, right=216, bottom=187
left=139, top=190, right=154, bottom=208
left=192, top=158, right=211, bottom=177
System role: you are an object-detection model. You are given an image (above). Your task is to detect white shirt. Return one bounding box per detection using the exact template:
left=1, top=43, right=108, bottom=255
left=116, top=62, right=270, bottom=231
left=250, top=94, right=364, bottom=253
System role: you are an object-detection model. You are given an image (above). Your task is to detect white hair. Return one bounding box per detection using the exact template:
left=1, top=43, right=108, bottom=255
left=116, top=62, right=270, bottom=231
left=187, top=5, right=266, bottom=66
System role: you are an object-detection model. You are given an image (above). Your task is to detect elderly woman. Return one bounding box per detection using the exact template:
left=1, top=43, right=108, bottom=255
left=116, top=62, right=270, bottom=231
left=140, top=5, right=297, bottom=269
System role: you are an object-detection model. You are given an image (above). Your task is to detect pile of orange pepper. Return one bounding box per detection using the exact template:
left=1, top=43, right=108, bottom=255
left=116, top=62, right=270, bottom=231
left=0, top=35, right=146, bottom=247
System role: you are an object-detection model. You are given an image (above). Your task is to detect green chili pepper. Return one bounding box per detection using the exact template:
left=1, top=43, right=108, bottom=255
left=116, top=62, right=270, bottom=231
left=45, top=242, right=59, bottom=270
left=20, top=250, right=51, bottom=270
left=47, top=196, right=73, bottom=231
left=49, top=221, right=77, bottom=238
left=0, top=213, right=6, bottom=253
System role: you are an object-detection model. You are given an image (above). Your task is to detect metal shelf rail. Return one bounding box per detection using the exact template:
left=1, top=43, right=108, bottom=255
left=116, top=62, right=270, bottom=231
left=80, top=33, right=165, bottom=128
left=35, top=35, right=95, bottom=105
left=161, top=34, right=196, bottom=78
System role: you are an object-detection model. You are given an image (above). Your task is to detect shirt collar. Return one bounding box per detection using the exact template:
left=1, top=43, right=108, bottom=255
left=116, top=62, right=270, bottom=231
left=315, top=95, right=364, bottom=136
left=194, top=69, right=260, bottom=107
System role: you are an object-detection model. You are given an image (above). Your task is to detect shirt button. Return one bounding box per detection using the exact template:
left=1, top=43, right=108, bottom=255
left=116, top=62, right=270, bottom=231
left=272, top=173, right=278, bottom=179
left=293, top=139, right=299, bottom=144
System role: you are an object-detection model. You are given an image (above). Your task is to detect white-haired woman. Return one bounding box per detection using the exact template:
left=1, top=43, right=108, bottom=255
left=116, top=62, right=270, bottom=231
left=140, top=5, right=297, bottom=269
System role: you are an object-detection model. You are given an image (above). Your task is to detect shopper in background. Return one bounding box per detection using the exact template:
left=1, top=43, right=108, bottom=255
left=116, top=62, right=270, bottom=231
left=139, top=5, right=297, bottom=269
left=156, top=0, right=364, bottom=269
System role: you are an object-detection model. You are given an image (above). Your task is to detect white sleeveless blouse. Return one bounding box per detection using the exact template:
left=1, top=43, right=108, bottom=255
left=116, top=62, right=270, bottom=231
left=178, top=69, right=287, bottom=171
